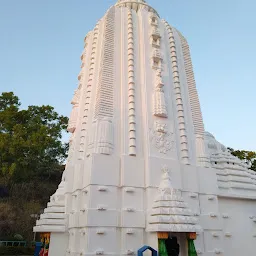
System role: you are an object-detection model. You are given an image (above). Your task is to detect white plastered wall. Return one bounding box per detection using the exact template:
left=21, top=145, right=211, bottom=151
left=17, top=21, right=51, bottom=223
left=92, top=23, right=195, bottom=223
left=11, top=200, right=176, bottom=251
left=48, top=233, right=69, bottom=256
left=34, top=1, right=256, bottom=255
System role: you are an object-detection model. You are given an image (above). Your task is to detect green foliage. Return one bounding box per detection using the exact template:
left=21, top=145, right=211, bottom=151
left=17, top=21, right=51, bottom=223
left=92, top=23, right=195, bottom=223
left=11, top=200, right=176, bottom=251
left=0, top=202, right=16, bottom=238
left=0, top=92, right=69, bottom=241
left=0, top=181, right=58, bottom=241
left=0, top=92, right=68, bottom=183
left=228, top=147, right=256, bottom=172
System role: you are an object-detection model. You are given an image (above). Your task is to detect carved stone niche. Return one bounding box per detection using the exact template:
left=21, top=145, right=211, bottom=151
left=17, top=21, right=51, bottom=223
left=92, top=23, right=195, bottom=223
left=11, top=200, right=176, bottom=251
left=151, top=37, right=160, bottom=48
left=152, top=28, right=161, bottom=40
left=152, top=50, right=163, bottom=69
left=152, top=49, right=163, bottom=61
left=88, top=118, right=114, bottom=155
left=149, top=13, right=158, bottom=26
left=153, top=69, right=167, bottom=118
left=149, top=122, right=175, bottom=154
left=150, top=25, right=161, bottom=48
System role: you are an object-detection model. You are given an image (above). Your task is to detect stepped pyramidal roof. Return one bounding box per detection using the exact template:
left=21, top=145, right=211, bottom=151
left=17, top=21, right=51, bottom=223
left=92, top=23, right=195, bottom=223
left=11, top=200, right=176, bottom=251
left=147, top=166, right=201, bottom=232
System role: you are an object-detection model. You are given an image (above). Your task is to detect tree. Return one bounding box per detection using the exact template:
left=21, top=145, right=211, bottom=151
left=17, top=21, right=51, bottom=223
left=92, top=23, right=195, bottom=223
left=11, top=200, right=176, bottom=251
left=0, top=92, right=69, bottom=240
left=228, top=147, right=256, bottom=172
left=0, top=92, right=69, bottom=184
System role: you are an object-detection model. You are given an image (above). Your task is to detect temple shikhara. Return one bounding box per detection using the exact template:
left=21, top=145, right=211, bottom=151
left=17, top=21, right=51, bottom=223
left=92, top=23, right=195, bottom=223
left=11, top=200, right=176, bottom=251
left=34, top=0, right=256, bottom=255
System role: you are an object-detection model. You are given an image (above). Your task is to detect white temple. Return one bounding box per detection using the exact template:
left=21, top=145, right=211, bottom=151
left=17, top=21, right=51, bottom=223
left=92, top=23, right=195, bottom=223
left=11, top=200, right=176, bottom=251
left=34, top=0, right=256, bottom=255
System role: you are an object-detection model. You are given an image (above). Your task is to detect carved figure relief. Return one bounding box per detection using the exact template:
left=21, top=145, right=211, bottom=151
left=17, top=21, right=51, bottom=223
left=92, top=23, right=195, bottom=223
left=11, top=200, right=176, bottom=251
left=151, top=49, right=163, bottom=69
left=159, top=165, right=172, bottom=195
left=153, top=69, right=168, bottom=117
left=150, top=122, right=175, bottom=154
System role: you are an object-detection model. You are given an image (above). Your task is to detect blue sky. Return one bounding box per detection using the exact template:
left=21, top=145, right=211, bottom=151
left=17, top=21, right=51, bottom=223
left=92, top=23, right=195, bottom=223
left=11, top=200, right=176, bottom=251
left=0, top=0, right=255, bottom=150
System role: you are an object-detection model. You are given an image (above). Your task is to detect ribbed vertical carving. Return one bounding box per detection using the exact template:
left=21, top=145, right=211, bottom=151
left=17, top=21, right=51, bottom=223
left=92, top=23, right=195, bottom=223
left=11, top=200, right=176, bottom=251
left=78, top=26, right=99, bottom=160
left=164, top=22, right=189, bottom=164
left=94, top=8, right=115, bottom=119
left=127, top=9, right=136, bottom=156
left=177, top=31, right=204, bottom=136
left=90, top=7, right=115, bottom=155
left=88, top=118, right=114, bottom=155
left=176, top=30, right=210, bottom=167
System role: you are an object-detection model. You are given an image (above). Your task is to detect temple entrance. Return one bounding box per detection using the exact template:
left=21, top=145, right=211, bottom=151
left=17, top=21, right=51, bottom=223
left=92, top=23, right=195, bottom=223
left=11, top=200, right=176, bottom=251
left=158, top=233, right=189, bottom=256
left=165, top=236, right=180, bottom=256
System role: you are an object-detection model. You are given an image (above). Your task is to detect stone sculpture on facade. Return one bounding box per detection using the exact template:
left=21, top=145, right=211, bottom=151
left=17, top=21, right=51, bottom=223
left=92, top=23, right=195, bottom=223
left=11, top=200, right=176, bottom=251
left=150, top=122, right=174, bottom=154
left=153, top=69, right=168, bottom=118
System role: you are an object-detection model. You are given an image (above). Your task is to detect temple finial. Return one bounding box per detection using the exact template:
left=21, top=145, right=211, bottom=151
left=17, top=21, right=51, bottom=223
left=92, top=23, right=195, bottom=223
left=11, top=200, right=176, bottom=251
left=117, top=0, right=146, bottom=3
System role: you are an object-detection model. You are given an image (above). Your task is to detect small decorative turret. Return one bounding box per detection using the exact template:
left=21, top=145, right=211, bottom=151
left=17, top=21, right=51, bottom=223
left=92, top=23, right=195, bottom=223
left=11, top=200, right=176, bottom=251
left=147, top=166, right=201, bottom=233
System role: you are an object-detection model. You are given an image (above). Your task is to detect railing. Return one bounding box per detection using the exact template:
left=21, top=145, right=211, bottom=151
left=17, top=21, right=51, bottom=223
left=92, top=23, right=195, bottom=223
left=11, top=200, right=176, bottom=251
left=0, top=240, right=27, bottom=247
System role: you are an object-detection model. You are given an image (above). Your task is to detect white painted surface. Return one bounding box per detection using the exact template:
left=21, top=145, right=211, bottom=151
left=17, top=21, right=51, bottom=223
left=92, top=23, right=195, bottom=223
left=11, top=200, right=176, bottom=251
left=34, top=0, right=256, bottom=255
left=48, top=232, right=69, bottom=256
left=218, top=197, right=256, bottom=256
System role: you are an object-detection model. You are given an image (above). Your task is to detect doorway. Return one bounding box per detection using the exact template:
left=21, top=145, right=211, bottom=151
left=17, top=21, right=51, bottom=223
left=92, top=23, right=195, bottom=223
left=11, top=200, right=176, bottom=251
left=158, top=233, right=188, bottom=256
left=165, top=236, right=180, bottom=256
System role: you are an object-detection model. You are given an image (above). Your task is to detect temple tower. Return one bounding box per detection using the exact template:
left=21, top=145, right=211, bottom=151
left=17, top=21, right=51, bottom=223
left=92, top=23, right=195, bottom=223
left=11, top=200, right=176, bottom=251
left=34, top=1, right=256, bottom=255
